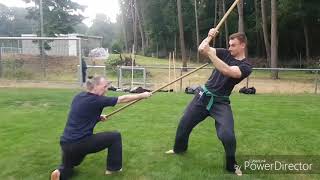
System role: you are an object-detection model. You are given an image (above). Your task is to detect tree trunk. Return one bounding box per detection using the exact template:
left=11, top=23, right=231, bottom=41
left=271, top=0, right=278, bottom=79
left=254, top=0, right=261, bottom=57
left=222, top=0, right=229, bottom=48
left=303, top=20, right=310, bottom=61
left=0, top=47, right=2, bottom=77
left=194, top=0, right=200, bottom=63
left=213, top=0, right=218, bottom=47
left=237, top=0, right=245, bottom=32
left=146, top=35, right=149, bottom=49
left=131, top=0, right=137, bottom=54
left=174, top=33, right=177, bottom=56
left=214, top=0, right=218, bottom=26
left=237, top=0, right=247, bottom=57
left=156, top=42, right=159, bottom=58
left=135, top=0, right=145, bottom=55
left=140, top=3, right=148, bottom=50
left=261, top=0, right=271, bottom=66
left=177, top=0, right=187, bottom=71
left=121, top=13, right=128, bottom=53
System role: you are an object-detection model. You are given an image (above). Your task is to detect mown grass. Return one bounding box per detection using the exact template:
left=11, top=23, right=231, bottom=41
left=0, top=88, right=319, bottom=180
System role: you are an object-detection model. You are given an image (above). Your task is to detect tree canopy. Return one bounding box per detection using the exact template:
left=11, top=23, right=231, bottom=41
left=118, top=0, right=320, bottom=67
left=22, top=0, right=85, bottom=36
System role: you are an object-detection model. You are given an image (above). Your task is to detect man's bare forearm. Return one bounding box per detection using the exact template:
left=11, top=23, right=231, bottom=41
left=207, top=51, right=230, bottom=75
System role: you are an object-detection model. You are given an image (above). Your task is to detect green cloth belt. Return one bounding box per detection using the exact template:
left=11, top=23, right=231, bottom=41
left=201, top=85, right=229, bottom=111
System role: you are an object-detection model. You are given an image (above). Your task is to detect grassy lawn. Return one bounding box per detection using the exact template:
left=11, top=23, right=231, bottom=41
left=0, top=88, right=319, bottom=180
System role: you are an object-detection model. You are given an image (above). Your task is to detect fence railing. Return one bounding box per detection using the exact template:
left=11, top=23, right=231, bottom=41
left=1, top=50, right=319, bottom=94
left=114, top=66, right=320, bottom=94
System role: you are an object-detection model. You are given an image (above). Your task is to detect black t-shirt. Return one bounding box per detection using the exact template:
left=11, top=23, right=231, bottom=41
left=60, top=92, right=118, bottom=143
left=205, top=48, right=252, bottom=96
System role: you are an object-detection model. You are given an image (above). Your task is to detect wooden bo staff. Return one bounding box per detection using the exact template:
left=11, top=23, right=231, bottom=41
left=106, top=0, right=241, bottom=118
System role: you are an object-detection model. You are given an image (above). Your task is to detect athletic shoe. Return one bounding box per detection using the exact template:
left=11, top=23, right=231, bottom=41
left=50, top=169, right=60, bottom=180
left=227, top=164, right=242, bottom=176
left=105, top=168, right=122, bottom=175
left=165, top=149, right=175, bottom=154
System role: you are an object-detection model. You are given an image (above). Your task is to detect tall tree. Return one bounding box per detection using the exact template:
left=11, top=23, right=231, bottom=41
left=194, top=0, right=200, bottom=62
left=130, top=0, right=137, bottom=53
left=23, top=0, right=85, bottom=36
left=278, top=0, right=320, bottom=61
left=261, top=0, right=271, bottom=66
left=254, top=0, right=262, bottom=57
left=119, top=0, right=131, bottom=52
left=88, top=14, right=117, bottom=48
left=121, top=12, right=129, bottom=52
left=237, top=0, right=245, bottom=32
left=271, top=0, right=278, bottom=79
left=222, top=0, right=229, bottom=48
left=118, top=0, right=320, bottom=62
left=73, top=23, right=88, bottom=34
left=177, top=0, right=187, bottom=70
left=0, top=5, right=36, bottom=36
left=135, top=0, right=145, bottom=55
left=213, top=0, right=218, bottom=47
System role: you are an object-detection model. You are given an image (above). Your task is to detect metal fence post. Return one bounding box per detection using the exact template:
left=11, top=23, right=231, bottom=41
left=78, top=39, right=82, bottom=86
left=0, top=47, right=2, bottom=78
left=180, top=67, right=183, bottom=92
left=143, top=67, right=146, bottom=88
left=315, top=70, right=319, bottom=94
left=117, top=66, right=120, bottom=88
left=119, top=67, right=122, bottom=88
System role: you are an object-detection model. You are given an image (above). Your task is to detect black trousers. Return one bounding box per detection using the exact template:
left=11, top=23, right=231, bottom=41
left=173, top=88, right=236, bottom=167
left=58, top=131, right=122, bottom=180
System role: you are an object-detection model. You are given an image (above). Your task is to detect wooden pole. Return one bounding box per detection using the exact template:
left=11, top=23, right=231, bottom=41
left=168, top=52, right=171, bottom=92
left=105, top=0, right=241, bottom=117
left=208, top=0, right=240, bottom=43
left=173, top=51, right=177, bottom=92
left=106, top=63, right=209, bottom=117
left=131, top=44, right=134, bottom=88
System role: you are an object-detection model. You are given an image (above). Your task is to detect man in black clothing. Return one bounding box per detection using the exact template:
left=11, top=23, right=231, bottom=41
left=51, top=76, right=152, bottom=180
left=166, top=28, right=252, bottom=176
left=81, top=57, right=87, bottom=84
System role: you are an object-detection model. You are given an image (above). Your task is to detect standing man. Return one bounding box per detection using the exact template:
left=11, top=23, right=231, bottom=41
left=166, top=28, right=252, bottom=176
left=81, top=57, right=87, bottom=84
left=51, top=76, right=152, bottom=180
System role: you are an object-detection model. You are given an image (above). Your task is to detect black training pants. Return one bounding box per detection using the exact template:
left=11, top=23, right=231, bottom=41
left=173, top=88, right=236, bottom=164
left=58, top=131, right=122, bottom=180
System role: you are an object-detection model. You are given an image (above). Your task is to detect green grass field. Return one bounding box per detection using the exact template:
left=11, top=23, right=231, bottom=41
left=0, top=88, right=319, bottom=180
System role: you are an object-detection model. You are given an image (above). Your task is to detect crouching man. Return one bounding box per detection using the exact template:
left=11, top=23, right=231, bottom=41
left=51, top=76, right=152, bottom=180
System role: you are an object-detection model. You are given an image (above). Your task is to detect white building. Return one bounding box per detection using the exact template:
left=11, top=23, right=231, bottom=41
left=21, top=34, right=103, bottom=56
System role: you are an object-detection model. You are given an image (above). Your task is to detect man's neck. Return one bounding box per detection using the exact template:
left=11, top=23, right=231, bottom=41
left=233, top=53, right=246, bottom=61
left=89, top=90, right=99, bottom=95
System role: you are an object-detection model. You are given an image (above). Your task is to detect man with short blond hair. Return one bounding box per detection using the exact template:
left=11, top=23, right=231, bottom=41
left=166, top=28, right=252, bottom=176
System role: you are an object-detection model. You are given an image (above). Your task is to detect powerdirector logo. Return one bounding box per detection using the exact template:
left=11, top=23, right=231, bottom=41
left=237, top=155, right=320, bottom=174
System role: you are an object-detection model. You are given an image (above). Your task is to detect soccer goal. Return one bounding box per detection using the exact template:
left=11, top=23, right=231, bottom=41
left=118, top=66, right=146, bottom=88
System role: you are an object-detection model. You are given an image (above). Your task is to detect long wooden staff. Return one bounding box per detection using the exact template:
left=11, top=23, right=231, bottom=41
left=106, top=0, right=241, bottom=117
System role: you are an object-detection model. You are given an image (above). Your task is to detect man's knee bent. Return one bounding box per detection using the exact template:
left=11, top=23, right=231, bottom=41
left=110, top=131, right=122, bottom=142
